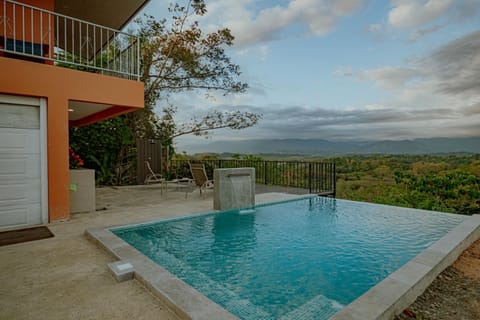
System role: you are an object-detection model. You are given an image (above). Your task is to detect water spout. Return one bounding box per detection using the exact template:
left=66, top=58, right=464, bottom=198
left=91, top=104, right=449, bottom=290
left=214, top=168, right=255, bottom=210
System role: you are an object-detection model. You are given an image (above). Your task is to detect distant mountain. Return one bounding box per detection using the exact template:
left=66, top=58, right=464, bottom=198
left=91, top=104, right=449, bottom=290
left=181, top=137, right=480, bottom=155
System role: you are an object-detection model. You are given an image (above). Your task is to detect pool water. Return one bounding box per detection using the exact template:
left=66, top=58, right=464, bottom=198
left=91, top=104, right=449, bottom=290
left=112, top=197, right=465, bottom=320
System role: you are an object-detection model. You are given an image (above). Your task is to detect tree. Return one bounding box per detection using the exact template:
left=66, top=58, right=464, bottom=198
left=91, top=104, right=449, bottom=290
left=69, top=0, right=260, bottom=185
left=127, top=0, right=258, bottom=141
left=154, top=105, right=260, bottom=147
left=69, top=116, right=135, bottom=185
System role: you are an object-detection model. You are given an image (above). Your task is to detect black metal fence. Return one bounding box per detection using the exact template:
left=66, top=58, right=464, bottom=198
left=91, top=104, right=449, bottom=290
left=170, top=159, right=336, bottom=196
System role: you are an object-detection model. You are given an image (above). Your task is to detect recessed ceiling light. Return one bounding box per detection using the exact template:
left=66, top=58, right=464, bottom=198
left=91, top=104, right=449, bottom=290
left=68, top=108, right=74, bottom=112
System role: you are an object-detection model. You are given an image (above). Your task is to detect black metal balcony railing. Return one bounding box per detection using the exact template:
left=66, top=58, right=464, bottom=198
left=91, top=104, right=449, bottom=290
left=1, top=0, right=140, bottom=80
left=170, top=159, right=336, bottom=196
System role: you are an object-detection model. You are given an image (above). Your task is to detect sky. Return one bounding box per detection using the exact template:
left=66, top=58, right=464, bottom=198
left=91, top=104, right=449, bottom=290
left=142, top=0, right=480, bottom=151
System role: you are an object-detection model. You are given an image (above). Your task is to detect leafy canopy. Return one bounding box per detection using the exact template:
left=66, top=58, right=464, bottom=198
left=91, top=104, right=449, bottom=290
left=129, top=0, right=258, bottom=141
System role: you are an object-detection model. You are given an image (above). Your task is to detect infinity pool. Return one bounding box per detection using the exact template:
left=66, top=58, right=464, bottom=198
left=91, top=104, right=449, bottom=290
left=112, top=197, right=465, bottom=320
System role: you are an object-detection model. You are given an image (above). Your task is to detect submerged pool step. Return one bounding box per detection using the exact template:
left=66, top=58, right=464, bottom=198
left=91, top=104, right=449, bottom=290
left=156, top=249, right=274, bottom=320
left=278, top=294, right=344, bottom=320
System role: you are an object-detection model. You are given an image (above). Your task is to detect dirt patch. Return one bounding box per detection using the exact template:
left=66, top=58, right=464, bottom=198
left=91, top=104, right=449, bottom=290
left=396, top=239, right=480, bottom=320
left=453, top=240, right=480, bottom=280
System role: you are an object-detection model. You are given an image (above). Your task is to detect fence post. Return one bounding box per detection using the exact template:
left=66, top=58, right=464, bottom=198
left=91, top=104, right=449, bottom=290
left=264, top=161, right=267, bottom=185
left=333, top=162, right=336, bottom=198
left=308, top=163, right=312, bottom=193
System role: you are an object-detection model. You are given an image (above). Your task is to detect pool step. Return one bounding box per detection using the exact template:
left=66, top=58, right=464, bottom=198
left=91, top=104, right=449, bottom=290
left=156, top=250, right=274, bottom=320
left=279, top=294, right=344, bottom=320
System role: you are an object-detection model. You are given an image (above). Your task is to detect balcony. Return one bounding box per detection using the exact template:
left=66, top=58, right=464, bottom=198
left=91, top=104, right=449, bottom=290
left=1, top=0, right=140, bottom=80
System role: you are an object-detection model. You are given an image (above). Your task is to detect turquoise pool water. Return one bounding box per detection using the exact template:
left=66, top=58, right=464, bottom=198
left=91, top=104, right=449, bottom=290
left=112, top=197, right=465, bottom=320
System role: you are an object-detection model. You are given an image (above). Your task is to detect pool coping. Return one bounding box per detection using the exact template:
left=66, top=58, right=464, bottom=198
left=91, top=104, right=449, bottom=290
left=86, top=226, right=238, bottom=320
left=330, top=213, right=480, bottom=320
left=85, top=199, right=480, bottom=320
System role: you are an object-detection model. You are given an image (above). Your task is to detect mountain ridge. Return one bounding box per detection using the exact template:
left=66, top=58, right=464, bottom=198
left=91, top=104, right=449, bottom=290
left=180, top=137, right=480, bottom=155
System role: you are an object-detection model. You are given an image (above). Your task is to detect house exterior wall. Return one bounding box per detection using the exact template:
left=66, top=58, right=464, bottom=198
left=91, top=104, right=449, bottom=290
left=0, top=56, right=144, bottom=221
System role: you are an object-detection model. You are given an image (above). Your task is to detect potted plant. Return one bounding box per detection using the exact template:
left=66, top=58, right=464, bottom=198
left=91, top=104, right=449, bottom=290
left=69, top=147, right=95, bottom=213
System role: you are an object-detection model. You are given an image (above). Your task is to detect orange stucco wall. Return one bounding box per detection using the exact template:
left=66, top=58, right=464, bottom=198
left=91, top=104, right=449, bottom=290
left=0, top=56, right=144, bottom=221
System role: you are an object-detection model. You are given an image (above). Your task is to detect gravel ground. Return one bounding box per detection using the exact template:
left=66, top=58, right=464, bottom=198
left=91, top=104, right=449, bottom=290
left=395, top=239, right=480, bottom=320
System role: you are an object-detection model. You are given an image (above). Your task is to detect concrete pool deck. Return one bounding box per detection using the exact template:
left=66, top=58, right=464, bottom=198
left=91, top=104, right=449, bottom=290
left=1, top=185, right=479, bottom=320
left=0, top=185, right=300, bottom=320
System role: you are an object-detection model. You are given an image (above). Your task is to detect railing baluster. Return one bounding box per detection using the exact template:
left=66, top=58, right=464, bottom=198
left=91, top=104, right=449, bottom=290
left=86, top=22, right=89, bottom=65
left=56, top=15, right=58, bottom=59
left=64, top=15, right=67, bottom=61
left=93, top=24, right=96, bottom=67
left=21, top=5, right=24, bottom=54
left=48, top=12, right=51, bottom=59
left=79, top=21, right=82, bottom=64
left=100, top=27, right=103, bottom=71
left=3, top=1, right=6, bottom=50
left=71, top=19, right=74, bottom=62
left=39, top=10, right=42, bottom=55
left=12, top=2, right=15, bottom=52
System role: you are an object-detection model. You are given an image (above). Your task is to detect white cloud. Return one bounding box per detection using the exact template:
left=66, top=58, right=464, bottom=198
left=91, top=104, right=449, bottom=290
left=367, top=23, right=382, bottom=34
left=168, top=30, right=480, bottom=145
left=409, top=24, right=441, bottom=40
left=360, top=66, right=421, bottom=90
left=201, top=0, right=363, bottom=47
left=237, top=45, right=270, bottom=61
left=388, top=0, right=454, bottom=28
left=365, top=104, right=387, bottom=111
left=348, top=30, right=474, bottom=120
left=334, top=66, right=354, bottom=77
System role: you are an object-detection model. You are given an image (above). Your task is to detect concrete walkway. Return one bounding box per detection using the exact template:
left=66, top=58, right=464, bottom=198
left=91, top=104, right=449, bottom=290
left=0, top=185, right=299, bottom=320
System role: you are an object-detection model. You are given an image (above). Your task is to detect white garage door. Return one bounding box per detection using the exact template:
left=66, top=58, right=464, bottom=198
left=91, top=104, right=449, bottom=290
left=0, top=95, right=47, bottom=230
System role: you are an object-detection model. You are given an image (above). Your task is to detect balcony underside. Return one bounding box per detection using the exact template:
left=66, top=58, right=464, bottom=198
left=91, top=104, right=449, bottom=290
left=55, top=0, right=148, bottom=32
left=0, top=55, right=144, bottom=126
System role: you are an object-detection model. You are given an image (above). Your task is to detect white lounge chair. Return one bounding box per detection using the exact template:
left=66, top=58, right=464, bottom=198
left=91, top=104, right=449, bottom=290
left=144, top=160, right=164, bottom=185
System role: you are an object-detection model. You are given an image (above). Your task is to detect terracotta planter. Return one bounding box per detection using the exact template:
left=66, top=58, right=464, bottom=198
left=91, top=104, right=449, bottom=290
left=69, top=169, right=95, bottom=213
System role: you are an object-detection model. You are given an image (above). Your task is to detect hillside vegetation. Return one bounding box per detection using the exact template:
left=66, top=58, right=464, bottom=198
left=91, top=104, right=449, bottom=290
left=333, top=154, right=480, bottom=215
left=185, top=153, right=479, bottom=215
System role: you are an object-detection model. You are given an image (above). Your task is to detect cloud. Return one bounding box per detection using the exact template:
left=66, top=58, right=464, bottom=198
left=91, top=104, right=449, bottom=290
left=189, top=103, right=480, bottom=142
left=218, top=30, right=480, bottom=142
left=360, top=67, right=420, bottom=90
left=409, top=24, right=441, bottom=41
left=173, top=30, right=480, bottom=144
left=236, top=44, right=270, bottom=61
left=388, top=0, right=454, bottom=29
left=419, top=30, right=480, bottom=97
left=202, top=0, right=363, bottom=47
left=340, top=30, right=480, bottom=97
left=366, top=23, right=386, bottom=41
left=334, top=66, right=354, bottom=77
left=453, top=0, right=480, bottom=22
left=384, top=0, right=480, bottom=40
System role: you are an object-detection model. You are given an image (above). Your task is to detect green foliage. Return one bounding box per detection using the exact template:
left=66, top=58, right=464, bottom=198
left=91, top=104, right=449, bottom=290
left=335, top=154, right=480, bottom=215
left=68, top=1, right=259, bottom=186
left=129, top=2, right=252, bottom=140
left=69, top=116, right=135, bottom=185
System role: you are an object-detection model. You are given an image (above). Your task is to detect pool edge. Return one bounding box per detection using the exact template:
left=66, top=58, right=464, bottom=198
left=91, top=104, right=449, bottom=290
left=84, top=200, right=480, bottom=320
left=85, top=226, right=239, bottom=320
left=329, top=214, right=480, bottom=320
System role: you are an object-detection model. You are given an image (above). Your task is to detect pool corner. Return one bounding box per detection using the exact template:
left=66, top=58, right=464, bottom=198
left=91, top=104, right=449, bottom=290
left=85, top=227, right=240, bottom=320
left=330, top=214, right=480, bottom=320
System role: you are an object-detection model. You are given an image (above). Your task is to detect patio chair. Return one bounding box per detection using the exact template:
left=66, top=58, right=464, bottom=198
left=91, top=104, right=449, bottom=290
left=144, top=159, right=164, bottom=185
left=189, top=163, right=214, bottom=196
